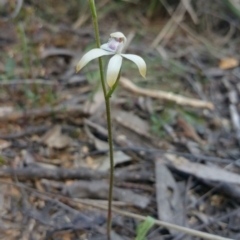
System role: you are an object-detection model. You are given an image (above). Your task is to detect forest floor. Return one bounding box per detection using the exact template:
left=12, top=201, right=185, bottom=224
left=1, top=0, right=240, bottom=239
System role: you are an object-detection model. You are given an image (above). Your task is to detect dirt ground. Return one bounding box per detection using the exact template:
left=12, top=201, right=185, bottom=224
left=1, top=0, right=240, bottom=239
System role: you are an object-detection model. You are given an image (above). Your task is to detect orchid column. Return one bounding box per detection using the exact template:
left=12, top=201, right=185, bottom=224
left=76, top=2, right=146, bottom=238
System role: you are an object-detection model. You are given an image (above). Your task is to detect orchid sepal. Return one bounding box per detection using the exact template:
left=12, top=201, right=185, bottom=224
left=121, top=54, right=146, bottom=78
left=76, top=48, right=113, bottom=72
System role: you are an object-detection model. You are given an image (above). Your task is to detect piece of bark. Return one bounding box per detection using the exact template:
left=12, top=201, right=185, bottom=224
left=154, top=154, right=240, bottom=200
left=63, top=180, right=150, bottom=209
left=155, top=160, right=186, bottom=235
left=164, top=154, right=240, bottom=185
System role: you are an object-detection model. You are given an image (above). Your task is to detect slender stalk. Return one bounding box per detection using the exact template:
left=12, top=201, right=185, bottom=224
left=88, top=0, right=107, bottom=98
left=88, top=1, right=114, bottom=239
left=105, top=97, right=114, bottom=240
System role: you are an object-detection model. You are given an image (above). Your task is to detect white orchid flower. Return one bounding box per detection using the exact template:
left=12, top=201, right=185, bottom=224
left=76, top=32, right=146, bottom=88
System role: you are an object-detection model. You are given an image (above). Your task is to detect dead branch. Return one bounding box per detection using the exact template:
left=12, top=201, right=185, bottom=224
left=0, top=126, right=50, bottom=139
left=120, top=77, right=214, bottom=110
left=0, top=105, right=86, bottom=122
left=0, top=167, right=154, bottom=183
left=0, top=79, right=57, bottom=86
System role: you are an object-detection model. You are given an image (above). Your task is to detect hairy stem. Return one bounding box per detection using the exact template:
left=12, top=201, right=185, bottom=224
left=88, top=1, right=114, bottom=239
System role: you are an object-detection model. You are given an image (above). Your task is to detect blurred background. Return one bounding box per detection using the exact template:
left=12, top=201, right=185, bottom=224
left=1, top=0, right=240, bottom=112
left=1, top=0, right=240, bottom=239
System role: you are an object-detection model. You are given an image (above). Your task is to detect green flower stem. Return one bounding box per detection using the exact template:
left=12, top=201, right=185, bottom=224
left=105, top=97, right=114, bottom=240
left=88, top=0, right=107, bottom=98
left=88, top=1, right=114, bottom=239
left=106, top=71, right=121, bottom=99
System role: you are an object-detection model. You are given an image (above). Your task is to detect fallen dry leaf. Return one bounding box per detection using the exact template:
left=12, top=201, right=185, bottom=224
left=41, top=125, right=72, bottom=149
left=113, top=110, right=151, bottom=139
left=0, top=106, right=13, bottom=117
left=165, top=154, right=240, bottom=185
left=84, top=123, right=108, bottom=150
left=97, top=151, right=131, bottom=171
left=219, top=57, right=239, bottom=70
left=0, top=139, right=11, bottom=150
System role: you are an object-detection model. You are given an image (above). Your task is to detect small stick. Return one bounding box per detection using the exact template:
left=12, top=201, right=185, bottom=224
left=0, top=167, right=154, bottom=184
left=113, top=208, right=232, bottom=240
left=0, top=105, right=86, bottom=121
left=120, top=77, right=214, bottom=110
left=0, top=79, right=57, bottom=86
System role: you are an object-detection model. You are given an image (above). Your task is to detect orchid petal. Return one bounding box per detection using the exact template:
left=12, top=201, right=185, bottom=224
left=106, top=54, right=123, bottom=88
left=121, top=54, right=146, bottom=78
left=76, top=48, right=113, bottom=72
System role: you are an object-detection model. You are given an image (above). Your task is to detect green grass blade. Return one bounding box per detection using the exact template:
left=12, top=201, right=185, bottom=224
left=135, top=216, right=155, bottom=240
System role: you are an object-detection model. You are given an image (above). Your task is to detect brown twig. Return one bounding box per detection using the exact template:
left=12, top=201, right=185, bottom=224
left=0, top=79, right=57, bottom=86
left=0, top=125, right=80, bottom=140
left=0, top=105, right=86, bottom=122
left=0, top=126, right=50, bottom=139
left=0, top=167, right=154, bottom=182
left=86, top=147, right=233, bottom=164
left=120, top=77, right=214, bottom=110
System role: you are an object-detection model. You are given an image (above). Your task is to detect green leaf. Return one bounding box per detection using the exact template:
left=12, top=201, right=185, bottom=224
left=135, top=216, right=155, bottom=240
